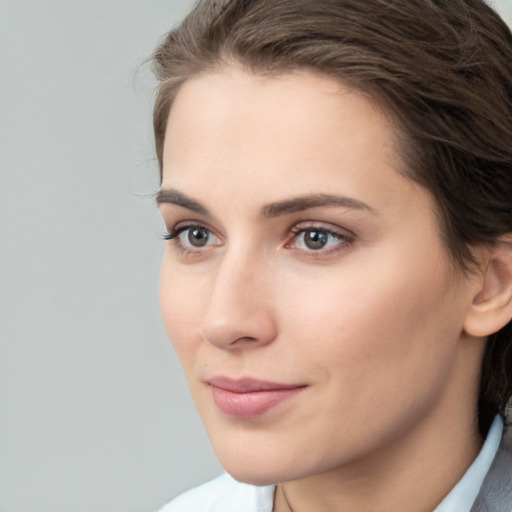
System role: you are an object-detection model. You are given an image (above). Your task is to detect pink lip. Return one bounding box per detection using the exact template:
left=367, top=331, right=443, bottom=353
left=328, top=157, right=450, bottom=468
left=208, top=376, right=307, bottom=419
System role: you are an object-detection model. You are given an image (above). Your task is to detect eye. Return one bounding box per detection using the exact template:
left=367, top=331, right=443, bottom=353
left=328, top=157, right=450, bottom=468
left=288, top=225, right=353, bottom=253
left=300, top=229, right=332, bottom=250
left=163, top=224, right=220, bottom=251
left=182, top=226, right=211, bottom=247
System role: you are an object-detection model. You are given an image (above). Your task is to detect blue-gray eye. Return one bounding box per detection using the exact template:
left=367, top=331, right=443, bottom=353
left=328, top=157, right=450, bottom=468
left=303, top=230, right=329, bottom=250
left=187, top=227, right=210, bottom=247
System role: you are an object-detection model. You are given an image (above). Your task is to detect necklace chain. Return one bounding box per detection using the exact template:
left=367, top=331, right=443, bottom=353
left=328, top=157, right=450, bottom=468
left=276, top=485, right=295, bottom=512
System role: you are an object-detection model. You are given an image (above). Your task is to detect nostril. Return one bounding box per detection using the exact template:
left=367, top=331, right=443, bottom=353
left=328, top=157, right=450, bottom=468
left=230, top=336, right=259, bottom=346
left=201, top=318, right=277, bottom=350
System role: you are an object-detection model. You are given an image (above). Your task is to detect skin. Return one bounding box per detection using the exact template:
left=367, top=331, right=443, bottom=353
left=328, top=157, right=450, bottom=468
left=158, top=67, right=488, bottom=512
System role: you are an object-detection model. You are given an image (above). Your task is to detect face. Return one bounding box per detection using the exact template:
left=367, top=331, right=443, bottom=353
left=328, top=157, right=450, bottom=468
left=158, top=67, right=480, bottom=485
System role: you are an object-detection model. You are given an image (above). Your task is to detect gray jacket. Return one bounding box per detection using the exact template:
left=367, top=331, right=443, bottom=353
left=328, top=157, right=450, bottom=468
left=471, top=418, right=512, bottom=512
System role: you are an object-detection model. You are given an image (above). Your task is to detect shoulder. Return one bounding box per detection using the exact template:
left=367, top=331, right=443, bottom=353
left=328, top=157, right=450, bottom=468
left=157, top=473, right=275, bottom=512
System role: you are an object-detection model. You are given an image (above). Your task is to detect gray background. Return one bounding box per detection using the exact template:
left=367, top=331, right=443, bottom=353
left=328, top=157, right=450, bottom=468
left=1, top=1, right=511, bottom=511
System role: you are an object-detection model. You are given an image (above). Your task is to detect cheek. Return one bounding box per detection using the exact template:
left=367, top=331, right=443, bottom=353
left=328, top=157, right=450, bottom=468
left=279, top=252, right=461, bottom=391
left=269, top=259, right=464, bottom=463
left=159, top=258, right=207, bottom=363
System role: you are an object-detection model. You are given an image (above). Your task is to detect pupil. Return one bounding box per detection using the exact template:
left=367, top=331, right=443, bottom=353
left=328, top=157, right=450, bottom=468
left=188, top=227, right=209, bottom=247
left=305, top=230, right=327, bottom=250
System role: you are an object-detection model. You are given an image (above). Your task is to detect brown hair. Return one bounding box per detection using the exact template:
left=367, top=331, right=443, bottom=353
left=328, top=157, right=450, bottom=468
left=151, top=0, right=512, bottom=433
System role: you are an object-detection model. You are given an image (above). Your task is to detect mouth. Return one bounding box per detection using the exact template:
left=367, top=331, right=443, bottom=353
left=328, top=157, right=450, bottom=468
left=207, top=376, right=307, bottom=419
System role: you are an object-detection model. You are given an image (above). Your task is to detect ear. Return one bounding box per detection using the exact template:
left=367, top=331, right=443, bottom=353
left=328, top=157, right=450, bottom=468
left=464, top=235, right=512, bottom=338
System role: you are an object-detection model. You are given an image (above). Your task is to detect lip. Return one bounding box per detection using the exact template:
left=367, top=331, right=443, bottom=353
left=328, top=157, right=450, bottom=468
left=207, top=376, right=307, bottom=419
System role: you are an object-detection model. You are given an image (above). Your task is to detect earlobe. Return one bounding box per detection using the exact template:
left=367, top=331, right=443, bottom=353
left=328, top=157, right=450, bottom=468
left=464, top=237, right=512, bottom=338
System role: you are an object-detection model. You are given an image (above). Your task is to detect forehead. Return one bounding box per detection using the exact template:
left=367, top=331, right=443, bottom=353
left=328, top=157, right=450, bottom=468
left=162, top=67, right=402, bottom=192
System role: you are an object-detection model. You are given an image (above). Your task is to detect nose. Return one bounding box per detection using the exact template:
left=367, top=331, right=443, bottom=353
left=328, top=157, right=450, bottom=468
left=200, top=250, right=277, bottom=350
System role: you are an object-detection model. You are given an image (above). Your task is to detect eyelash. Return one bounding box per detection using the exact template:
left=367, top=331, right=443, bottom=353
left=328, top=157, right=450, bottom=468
left=288, top=224, right=354, bottom=255
left=162, top=222, right=355, bottom=257
left=162, top=225, right=201, bottom=241
left=162, top=223, right=218, bottom=255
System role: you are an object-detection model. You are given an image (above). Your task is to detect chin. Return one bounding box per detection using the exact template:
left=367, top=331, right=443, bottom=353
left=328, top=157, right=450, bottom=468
left=214, top=447, right=277, bottom=485
left=213, top=439, right=311, bottom=487
left=223, top=463, right=290, bottom=487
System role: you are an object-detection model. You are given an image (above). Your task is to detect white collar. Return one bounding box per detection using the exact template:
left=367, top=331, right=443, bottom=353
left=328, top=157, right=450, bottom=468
left=434, top=414, right=503, bottom=512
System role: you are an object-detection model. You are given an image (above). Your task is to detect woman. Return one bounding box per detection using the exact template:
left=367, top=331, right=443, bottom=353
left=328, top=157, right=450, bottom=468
left=152, top=1, right=512, bottom=510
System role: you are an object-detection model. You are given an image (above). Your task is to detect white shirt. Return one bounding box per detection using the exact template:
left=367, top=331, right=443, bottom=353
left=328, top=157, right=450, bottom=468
left=159, top=415, right=504, bottom=512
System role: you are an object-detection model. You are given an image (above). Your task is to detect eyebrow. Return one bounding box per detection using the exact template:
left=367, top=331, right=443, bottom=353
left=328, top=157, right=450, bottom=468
left=155, top=189, right=210, bottom=216
left=156, top=188, right=377, bottom=217
left=261, top=193, right=378, bottom=217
